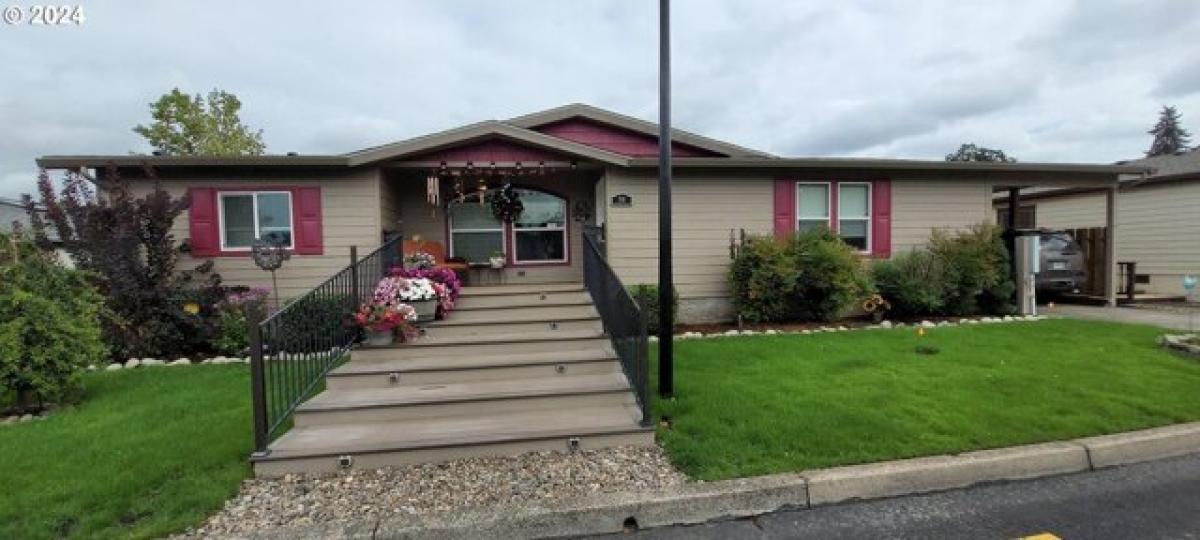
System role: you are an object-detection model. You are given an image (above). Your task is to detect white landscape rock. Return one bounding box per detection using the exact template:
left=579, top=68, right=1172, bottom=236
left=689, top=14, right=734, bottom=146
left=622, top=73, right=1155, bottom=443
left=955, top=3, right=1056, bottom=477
left=801, top=329, right=813, bottom=335
left=105, top=363, right=122, bottom=371
left=919, top=320, right=936, bottom=328
left=937, top=321, right=952, bottom=327
left=837, top=326, right=849, bottom=332
left=19, top=414, right=33, bottom=422
left=724, top=329, right=741, bottom=337
left=124, top=358, right=141, bottom=369
left=877, top=320, right=894, bottom=329
left=648, top=336, right=659, bottom=343
left=2, top=416, right=18, bottom=424
left=142, top=359, right=165, bottom=367
left=765, top=329, right=779, bottom=335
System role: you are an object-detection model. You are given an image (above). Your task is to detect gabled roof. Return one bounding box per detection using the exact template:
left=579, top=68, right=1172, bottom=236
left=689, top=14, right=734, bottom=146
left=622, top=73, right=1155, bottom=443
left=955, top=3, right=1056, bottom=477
left=343, top=119, right=632, bottom=167
left=1117, top=148, right=1200, bottom=178
left=507, top=103, right=775, bottom=159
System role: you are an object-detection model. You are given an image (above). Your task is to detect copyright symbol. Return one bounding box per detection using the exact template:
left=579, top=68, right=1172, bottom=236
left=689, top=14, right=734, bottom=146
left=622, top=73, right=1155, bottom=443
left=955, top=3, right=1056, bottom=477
left=2, top=6, right=22, bottom=24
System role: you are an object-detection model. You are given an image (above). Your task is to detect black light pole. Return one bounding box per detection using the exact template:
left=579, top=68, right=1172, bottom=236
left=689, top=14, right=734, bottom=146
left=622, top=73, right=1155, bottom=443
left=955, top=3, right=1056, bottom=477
left=657, top=0, right=674, bottom=397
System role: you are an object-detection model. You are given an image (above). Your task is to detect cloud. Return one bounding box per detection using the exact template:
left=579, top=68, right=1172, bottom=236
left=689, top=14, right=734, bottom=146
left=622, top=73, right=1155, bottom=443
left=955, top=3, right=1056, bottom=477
left=2, top=0, right=1200, bottom=197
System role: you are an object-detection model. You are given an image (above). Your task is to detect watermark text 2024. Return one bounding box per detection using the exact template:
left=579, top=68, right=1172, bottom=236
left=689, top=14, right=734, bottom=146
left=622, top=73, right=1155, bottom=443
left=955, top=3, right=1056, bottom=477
left=3, top=5, right=85, bottom=25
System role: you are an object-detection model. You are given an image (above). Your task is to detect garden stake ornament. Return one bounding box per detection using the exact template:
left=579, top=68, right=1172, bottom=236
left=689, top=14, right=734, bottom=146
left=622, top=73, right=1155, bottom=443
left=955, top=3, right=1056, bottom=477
left=251, top=239, right=291, bottom=311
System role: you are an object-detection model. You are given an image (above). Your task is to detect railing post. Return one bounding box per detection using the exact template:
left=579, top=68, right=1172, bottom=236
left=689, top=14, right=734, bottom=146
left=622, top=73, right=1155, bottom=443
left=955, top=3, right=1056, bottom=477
left=636, top=287, right=652, bottom=427
left=246, top=303, right=269, bottom=456
left=349, top=245, right=359, bottom=304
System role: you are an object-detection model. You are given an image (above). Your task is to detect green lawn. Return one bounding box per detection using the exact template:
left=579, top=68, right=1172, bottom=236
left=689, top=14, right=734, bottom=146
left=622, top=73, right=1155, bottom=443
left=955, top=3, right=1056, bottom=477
left=654, top=319, right=1200, bottom=481
left=0, top=366, right=251, bottom=540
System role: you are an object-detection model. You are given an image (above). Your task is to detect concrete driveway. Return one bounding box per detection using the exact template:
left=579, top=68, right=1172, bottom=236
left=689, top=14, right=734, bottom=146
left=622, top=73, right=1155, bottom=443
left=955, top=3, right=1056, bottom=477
left=1045, top=303, right=1199, bottom=331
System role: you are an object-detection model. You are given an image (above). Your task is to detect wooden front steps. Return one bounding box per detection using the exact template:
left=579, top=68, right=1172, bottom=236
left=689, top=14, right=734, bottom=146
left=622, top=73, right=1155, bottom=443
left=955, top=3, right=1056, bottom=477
left=251, top=282, right=652, bottom=476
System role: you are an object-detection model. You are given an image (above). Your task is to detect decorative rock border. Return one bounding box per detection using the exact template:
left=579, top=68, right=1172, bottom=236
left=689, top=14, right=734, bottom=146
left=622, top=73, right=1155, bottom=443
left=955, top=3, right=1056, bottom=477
left=651, top=314, right=1049, bottom=342
left=86, top=355, right=251, bottom=372
left=1158, top=334, right=1200, bottom=358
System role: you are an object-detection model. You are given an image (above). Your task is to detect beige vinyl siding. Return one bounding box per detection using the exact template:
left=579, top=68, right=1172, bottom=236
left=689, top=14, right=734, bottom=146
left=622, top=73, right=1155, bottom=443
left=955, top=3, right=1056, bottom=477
left=1032, top=182, right=1200, bottom=294
left=604, top=168, right=773, bottom=300
left=129, top=168, right=382, bottom=300
left=890, top=177, right=993, bottom=253
left=1031, top=192, right=1106, bottom=229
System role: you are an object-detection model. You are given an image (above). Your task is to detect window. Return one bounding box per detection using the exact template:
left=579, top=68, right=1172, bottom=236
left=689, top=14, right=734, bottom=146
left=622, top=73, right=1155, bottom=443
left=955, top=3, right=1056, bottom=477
left=837, top=183, right=871, bottom=251
left=796, top=183, right=830, bottom=233
left=512, top=190, right=567, bottom=263
left=449, top=197, right=504, bottom=264
left=218, top=191, right=293, bottom=250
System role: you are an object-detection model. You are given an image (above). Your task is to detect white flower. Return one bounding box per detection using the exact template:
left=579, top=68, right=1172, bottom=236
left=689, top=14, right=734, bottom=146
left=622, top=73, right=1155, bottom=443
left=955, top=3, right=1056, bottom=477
left=396, top=277, right=438, bottom=302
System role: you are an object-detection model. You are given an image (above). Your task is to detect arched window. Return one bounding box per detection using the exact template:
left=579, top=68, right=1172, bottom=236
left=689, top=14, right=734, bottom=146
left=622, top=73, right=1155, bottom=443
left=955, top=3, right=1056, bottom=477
left=511, top=189, right=567, bottom=263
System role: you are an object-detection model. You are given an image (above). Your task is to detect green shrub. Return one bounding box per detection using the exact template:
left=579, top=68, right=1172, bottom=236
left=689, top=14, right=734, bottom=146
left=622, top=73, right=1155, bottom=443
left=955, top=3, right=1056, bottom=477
left=870, top=223, right=1015, bottom=318
left=788, top=229, right=872, bottom=322
left=928, top=223, right=1014, bottom=316
left=0, top=233, right=106, bottom=412
left=729, top=237, right=795, bottom=323
left=871, top=250, right=947, bottom=318
left=729, top=229, right=871, bottom=323
left=628, top=284, right=678, bottom=334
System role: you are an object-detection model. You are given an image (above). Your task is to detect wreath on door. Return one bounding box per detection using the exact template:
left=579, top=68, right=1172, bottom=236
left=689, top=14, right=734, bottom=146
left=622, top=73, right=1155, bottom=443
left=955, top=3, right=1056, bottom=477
left=490, top=183, right=524, bottom=223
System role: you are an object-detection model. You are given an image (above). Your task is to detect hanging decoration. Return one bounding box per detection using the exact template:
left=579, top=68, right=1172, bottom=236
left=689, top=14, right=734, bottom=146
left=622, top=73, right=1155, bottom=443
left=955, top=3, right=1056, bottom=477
left=490, top=183, right=524, bottom=223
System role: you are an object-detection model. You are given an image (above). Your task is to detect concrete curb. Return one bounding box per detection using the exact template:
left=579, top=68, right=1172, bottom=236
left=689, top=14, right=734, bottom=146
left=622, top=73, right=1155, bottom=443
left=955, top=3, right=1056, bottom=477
left=251, top=422, right=1200, bottom=540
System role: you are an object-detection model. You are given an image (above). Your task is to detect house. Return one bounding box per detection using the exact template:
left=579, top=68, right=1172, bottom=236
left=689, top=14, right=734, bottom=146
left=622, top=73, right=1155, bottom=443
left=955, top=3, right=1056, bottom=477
left=37, top=104, right=1145, bottom=321
left=1, top=196, right=70, bottom=266
left=996, top=149, right=1199, bottom=297
left=36, top=103, right=1151, bottom=473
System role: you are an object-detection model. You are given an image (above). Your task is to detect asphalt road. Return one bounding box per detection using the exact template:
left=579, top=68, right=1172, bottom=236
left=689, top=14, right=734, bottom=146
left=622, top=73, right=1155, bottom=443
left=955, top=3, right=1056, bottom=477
left=591, top=454, right=1200, bottom=539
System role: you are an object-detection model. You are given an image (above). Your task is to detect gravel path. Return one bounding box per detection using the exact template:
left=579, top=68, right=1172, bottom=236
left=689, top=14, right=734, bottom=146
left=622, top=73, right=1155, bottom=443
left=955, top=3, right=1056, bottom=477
left=180, top=445, right=684, bottom=538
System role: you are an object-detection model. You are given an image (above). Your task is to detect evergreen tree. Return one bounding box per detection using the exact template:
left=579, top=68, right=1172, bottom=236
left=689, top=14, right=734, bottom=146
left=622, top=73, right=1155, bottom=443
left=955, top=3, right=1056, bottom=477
left=1146, top=106, right=1192, bottom=156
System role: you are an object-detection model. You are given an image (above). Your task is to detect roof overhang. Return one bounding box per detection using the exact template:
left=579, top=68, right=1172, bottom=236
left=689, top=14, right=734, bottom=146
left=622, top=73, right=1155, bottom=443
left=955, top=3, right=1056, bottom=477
left=36, top=154, right=348, bottom=170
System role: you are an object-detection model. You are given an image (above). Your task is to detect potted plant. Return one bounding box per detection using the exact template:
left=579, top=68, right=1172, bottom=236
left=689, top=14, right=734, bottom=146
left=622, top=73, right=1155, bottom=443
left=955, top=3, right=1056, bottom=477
left=404, top=250, right=437, bottom=271
left=397, top=277, right=439, bottom=322
left=489, top=251, right=505, bottom=269
left=353, top=303, right=417, bottom=346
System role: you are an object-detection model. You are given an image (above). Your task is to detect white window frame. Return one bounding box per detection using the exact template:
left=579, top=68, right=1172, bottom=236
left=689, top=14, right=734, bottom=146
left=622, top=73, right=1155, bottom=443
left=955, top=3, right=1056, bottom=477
left=448, top=196, right=505, bottom=264
left=795, top=182, right=831, bottom=232
left=217, top=191, right=295, bottom=251
left=511, top=190, right=568, bottom=265
left=836, top=182, right=872, bottom=253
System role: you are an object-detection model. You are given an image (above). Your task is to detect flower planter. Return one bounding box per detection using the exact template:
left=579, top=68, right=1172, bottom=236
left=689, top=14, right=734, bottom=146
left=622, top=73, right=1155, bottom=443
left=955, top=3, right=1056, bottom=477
left=489, top=257, right=505, bottom=269
left=410, top=299, right=437, bottom=322
left=365, top=329, right=395, bottom=347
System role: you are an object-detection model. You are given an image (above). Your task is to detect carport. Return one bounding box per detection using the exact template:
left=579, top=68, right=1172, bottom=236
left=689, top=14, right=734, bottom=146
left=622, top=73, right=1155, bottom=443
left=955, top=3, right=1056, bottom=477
left=992, top=163, right=1151, bottom=307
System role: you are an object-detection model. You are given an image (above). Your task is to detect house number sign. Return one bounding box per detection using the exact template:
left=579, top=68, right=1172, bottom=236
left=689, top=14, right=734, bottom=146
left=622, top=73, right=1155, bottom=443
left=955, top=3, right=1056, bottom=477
left=611, top=193, right=633, bottom=207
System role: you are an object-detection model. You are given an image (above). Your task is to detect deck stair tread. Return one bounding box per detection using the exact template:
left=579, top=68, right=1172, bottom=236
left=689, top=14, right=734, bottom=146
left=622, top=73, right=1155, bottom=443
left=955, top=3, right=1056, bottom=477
left=298, top=372, right=630, bottom=411
left=459, top=283, right=584, bottom=297
left=381, top=329, right=606, bottom=348
left=451, top=298, right=593, bottom=311
left=332, top=348, right=617, bottom=376
left=426, top=310, right=598, bottom=327
left=258, top=405, right=648, bottom=461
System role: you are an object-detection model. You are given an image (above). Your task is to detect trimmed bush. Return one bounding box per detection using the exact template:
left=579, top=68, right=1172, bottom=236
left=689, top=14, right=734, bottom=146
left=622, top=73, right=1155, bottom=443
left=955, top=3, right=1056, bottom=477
left=870, top=250, right=947, bottom=318
left=928, top=223, right=1014, bottom=316
left=729, top=228, right=871, bottom=323
left=870, top=223, right=1015, bottom=318
left=0, top=232, right=106, bottom=412
left=628, top=284, right=678, bottom=334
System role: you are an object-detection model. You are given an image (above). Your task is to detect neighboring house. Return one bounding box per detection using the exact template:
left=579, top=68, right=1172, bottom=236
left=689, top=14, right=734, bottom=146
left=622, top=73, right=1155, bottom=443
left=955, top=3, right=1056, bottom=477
left=997, top=149, right=1200, bottom=296
left=0, top=196, right=70, bottom=266
left=37, top=104, right=1144, bottom=321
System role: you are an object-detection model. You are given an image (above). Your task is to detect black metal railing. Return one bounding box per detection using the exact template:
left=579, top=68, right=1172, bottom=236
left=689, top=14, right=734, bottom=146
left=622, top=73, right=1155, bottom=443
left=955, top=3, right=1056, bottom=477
left=246, top=235, right=403, bottom=454
left=582, top=228, right=651, bottom=427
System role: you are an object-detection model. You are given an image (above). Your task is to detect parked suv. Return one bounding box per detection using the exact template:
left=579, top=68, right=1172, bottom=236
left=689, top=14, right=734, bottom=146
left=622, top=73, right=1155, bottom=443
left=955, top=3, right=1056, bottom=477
left=1036, top=230, right=1087, bottom=295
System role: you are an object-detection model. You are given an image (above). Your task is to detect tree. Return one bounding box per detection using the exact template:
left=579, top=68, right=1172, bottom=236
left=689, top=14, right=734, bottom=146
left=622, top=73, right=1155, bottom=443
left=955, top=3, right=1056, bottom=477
left=1146, top=105, right=1192, bottom=157
left=133, top=88, right=266, bottom=156
left=24, top=167, right=227, bottom=360
left=0, top=230, right=106, bottom=411
left=945, top=143, right=1017, bottom=163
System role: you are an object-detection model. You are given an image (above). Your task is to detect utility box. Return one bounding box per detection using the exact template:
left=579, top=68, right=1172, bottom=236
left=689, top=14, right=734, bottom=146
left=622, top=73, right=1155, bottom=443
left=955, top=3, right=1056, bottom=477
left=1014, top=232, right=1041, bottom=315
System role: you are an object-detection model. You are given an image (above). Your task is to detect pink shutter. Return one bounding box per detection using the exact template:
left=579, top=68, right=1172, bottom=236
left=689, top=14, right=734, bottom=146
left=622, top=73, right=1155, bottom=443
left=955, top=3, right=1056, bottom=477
left=773, top=179, right=795, bottom=239
left=871, top=179, right=892, bottom=258
left=188, top=187, right=219, bottom=257
left=292, top=187, right=324, bottom=255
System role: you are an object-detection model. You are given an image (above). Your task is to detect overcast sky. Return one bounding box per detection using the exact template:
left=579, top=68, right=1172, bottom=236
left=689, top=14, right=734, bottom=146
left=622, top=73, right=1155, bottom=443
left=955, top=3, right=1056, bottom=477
left=2, top=0, right=1199, bottom=197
